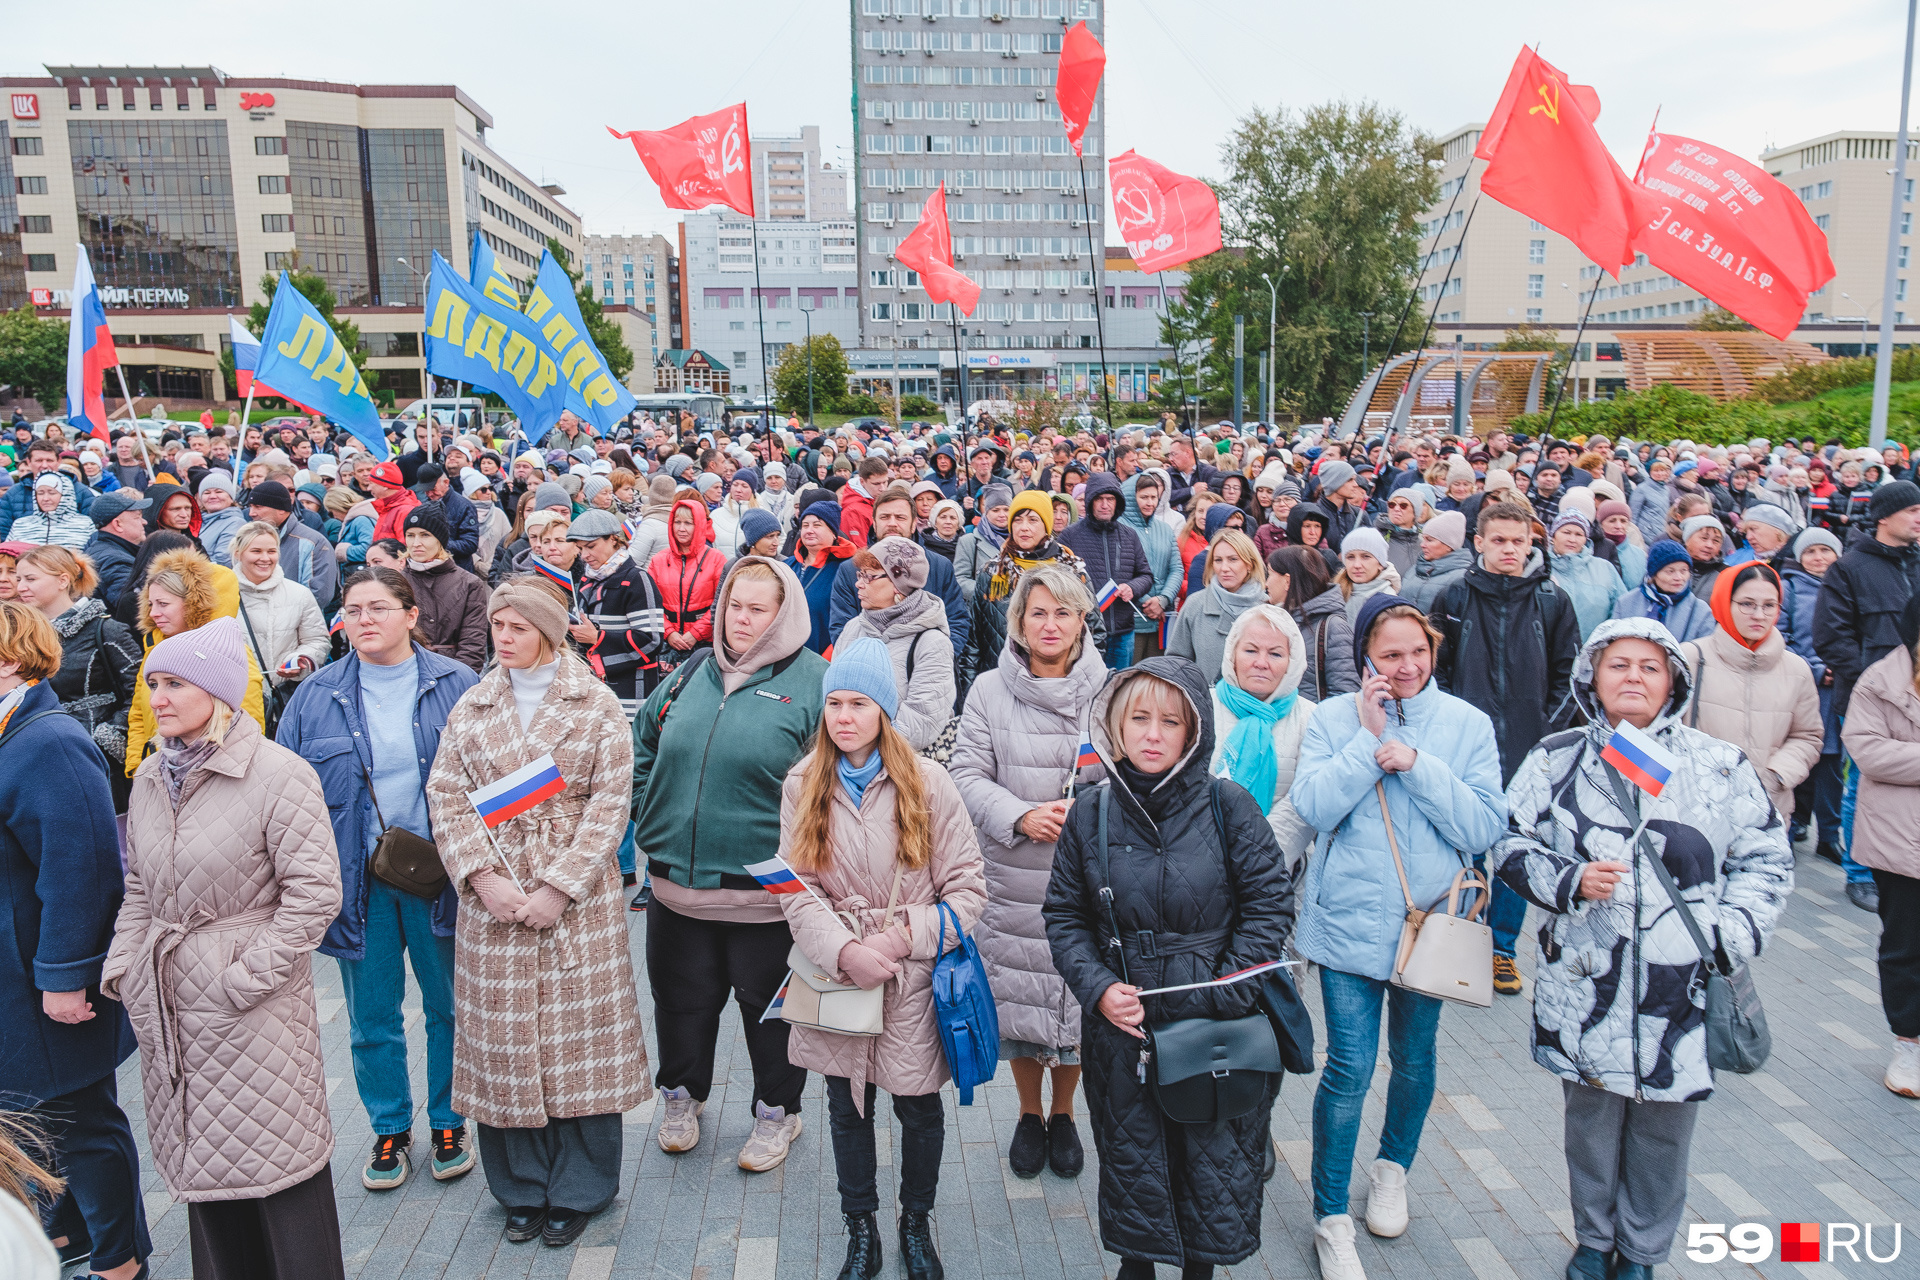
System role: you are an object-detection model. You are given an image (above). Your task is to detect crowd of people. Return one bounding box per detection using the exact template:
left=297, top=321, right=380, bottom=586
left=1, top=399, right=1915, bottom=1280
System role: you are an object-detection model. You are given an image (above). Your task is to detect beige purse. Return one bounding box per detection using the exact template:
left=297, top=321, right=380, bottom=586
left=779, top=866, right=903, bottom=1038
left=1377, top=782, right=1494, bottom=1008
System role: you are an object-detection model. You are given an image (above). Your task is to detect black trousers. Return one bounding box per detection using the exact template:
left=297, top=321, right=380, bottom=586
left=185, top=1163, right=345, bottom=1280
left=1873, top=868, right=1920, bottom=1038
left=476, top=1116, right=623, bottom=1213
left=35, top=1072, right=150, bottom=1273
left=645, top=899, right=806, bottom=1111
left=825, top=1078, right=946, bottom=1217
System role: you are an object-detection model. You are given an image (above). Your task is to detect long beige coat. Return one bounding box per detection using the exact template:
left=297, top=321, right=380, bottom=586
left=778, top=756, right=987, bottom=1104
left=1842, top=644, right=1920, bottom=878
left=1679, top=627, right=1822, bottom=819
left=102, top=714, right=341, bottom=1201
left=425, top=651, right=651, bottom=1128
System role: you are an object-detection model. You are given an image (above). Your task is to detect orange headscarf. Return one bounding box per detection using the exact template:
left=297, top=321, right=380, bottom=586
left=1710, top=561, right=1780, bottom=651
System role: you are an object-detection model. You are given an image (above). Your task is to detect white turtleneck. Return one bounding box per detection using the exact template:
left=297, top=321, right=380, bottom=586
left=507, top=658, right=560, bottom=731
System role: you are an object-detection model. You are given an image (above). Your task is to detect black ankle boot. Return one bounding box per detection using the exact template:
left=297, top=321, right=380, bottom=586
left=838, top=1212, right=882, bottom=1280
left=1116, top=1259, right=1155, bottom=1280
left=1047, top=1114, right=1083, bottom=1177
left=899, top=1210, right=944, bottom=1280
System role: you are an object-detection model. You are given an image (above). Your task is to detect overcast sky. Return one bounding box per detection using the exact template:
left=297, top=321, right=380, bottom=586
left=7, top=0, right=1908, bottom=240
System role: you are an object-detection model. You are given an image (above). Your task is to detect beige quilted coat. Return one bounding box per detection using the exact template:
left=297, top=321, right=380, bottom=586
left=1678, top=626, right=1823, bottom=820
left=425, top=651, right=651, bottom=1128
left=102, top=714, right=341, bottom=1201
left=777, top=756, right=987, bottom=1105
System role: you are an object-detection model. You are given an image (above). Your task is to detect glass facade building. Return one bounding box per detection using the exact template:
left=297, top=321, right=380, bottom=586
left=68, top=118, right=240, bottom=307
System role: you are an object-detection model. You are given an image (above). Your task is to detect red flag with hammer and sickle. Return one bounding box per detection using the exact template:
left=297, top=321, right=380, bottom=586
left=1108, top=151, right=1222, bottom=273
left=1475, top=48, right=1640, bottom=273
left=1056, top=21, right=1105, bottom=158
left=608, top=104, right=754, bottom=216
left=893, top=184, right=981, bottom=317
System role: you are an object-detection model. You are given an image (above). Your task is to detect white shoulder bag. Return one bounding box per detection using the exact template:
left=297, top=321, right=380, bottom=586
left=1378, top=781, right=1494, bottom=1008
left=779, top=865, right=903, bottom=1038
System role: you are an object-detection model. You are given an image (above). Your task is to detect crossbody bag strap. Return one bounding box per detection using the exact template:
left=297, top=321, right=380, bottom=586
left=357, top=758, right=392, bottom=834
left=1598, top=757, right=1725, bottom=975
left=1374, top=780, right=1419, bottom=917
left=1095, top=784, right=1130, bottom=987
left=1688, top=652, right=1705, bottom=730
left=234, top=598, right=277, bottom=688
left=0, top=708, right=68, bottom=751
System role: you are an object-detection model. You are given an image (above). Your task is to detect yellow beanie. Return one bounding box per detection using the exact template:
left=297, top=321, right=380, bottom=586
left=1009, top=488, right=1054, bottom=536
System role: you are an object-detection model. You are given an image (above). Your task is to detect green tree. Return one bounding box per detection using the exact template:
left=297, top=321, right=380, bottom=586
left=1689, top=305, right=1752, bottom=332
left=0, top=306, right=69, bottom=408
left=1176, top=101, right=1439, bottom=419
left=545, top=236, right=634, bottom=382
left=1495, top=322, right=1573, bottom=402
left=772, top=333, right=851, bottom=418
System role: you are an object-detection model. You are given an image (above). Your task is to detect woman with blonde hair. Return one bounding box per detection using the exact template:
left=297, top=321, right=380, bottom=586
left=777, top=637, right=987, bottom=1280
left=14, top=545, right=142, bottom=806
left=1167, top=527, right=1266, bottom=686
left=125, top=548, right=264, bottom=777
left=230, top=521, right=330, bottom=693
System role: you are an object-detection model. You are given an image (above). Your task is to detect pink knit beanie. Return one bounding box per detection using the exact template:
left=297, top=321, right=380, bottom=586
left=145, top=616, right=249, bottom=713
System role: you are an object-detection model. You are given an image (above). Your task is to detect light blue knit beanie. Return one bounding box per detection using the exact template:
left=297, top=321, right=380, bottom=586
left=822, top=636, right=899, bottom=720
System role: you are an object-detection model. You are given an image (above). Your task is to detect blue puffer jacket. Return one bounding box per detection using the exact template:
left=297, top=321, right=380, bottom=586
left=275, top=644, right=479, bottom=959
left=1548, top=545, right=1628, bottom=641
left=1288, top=596, right=1508, bottom=980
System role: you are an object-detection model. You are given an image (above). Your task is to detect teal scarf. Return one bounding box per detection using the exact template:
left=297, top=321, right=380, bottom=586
left=1214, top=678, right=1296, bottom=808
left=838, top=751, right=884, bottom=808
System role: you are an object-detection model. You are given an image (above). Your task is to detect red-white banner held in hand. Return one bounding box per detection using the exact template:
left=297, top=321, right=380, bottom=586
left=1630, top=131, right=1836, bottom=341
left=1108, top=151, right=1222, bottom=273
left=1055, top=20, right=1105, bottom=158
left=607, top=104, right=753, bottom=217
left=892, top=184, right=982, bottom=317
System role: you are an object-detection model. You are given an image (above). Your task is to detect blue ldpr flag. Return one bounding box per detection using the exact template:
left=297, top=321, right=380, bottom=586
left=253, top=273, right=389, bottom=459
left=423, top=251, right=569, bottom=434
left=525, top=249, right=637, bottom=432
left=469, top=229, right=523, bottom=312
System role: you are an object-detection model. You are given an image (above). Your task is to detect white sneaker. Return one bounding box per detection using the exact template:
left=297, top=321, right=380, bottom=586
left=657, top=1086, right=704, bottom=1153
left=1314, top=1214, right=1368, bottom=1280
left=738, top=1100, right=803, bottom=1172
left=1364, top=1159, right=1409, bottom=1237
left=1887, top=1040, right=1920, bottom=1098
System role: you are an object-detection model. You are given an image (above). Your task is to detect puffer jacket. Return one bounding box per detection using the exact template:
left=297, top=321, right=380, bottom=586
left=198, top=505, right=246, bottom=569
left=402, top=557, right=490, bottom=675
left=1679, top=625, right=1823, bottom=819
left=1043, top=657, right=1293, bottom=1267
left=1609, top=579, right=1715, bottom=643
left=102, top=713, right=342, bottom=1199
left=839, top=588, right=955, bottom=751
left=952, top=529, right=997, bottom=601
left=1294, top=585, right=1358, bottom=703
left=7, top=485, right=95, bottom=549
left=1548, top=544, right=1628, bottom=640
left=1493, top=617, right=1794, bottom=1103
left=84, top=529, right=141, bottom=607
left=1165, top=577, right=1267, bottom=691
left=1289, top=602, right=1508, bottom=980
left=1120, top=482, right=1182, bottom=636
left=778, top=756, right=988, bottom=1102
left=647, top=498, right=727, bottom=648
left=575, top=552, right=667, bottom=714
left=1402, top=546, right=1471, bottom=615
left=1814, top=535, right=1920, bottom=718
left=1779, top=559, right=1840, bottom=754
left=1843, top=636, right=1920, bottom=878
left=1629, top=476, right=1671, bottom=545
left=235, top=565, right=330, bottom=686
left=948, top=634, right=1109, bottom=1051
left=47, top=596, right=141, bottom=779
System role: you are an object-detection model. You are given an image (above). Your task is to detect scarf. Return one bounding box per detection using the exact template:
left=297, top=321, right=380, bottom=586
left=985, top=538, right=1056, bottom=602
left=1639, top=580, right=1676, bottom=623
left=0, top=679, right=35, bottom=738
left=159, top=734, right=219, bottom=809
left=838, top=750, right=884, bottom=808
left=864, top=591, right=922, bottom=634
left=1214, top=679, right=1296, bottom=808
left=976, top=515, right=1009, bottom=552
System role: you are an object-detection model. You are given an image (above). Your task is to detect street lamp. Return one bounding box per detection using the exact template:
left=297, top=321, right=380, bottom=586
left=1260, top=268, right=1286, bottom=426
left=801, top=304, right=814, bottom=429
left=1358, top=311, right=1374, bottom=379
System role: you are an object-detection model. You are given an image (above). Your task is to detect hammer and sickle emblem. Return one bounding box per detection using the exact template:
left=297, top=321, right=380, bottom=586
left=1114, top=185, right=1154, bottom=232
left=1528, top=79, right=1561, bottom=125
left=721, top=123, right=744, bottom=177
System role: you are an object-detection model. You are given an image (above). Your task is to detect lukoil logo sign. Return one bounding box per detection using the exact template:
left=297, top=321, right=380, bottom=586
left=1686, top=1222, right=1901, bottom=1264
left=11, top=93, right=38, bottom=120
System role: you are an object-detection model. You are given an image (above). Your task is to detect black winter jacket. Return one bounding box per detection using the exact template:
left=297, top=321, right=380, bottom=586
left=959, top=538, right=1091, bottom=689
left=1044, top=656, right=1293, bottom=1267
left=1814, top=535, right=1920, bottom=718
left=1432, top=551, right=1581, bottom=784
left=84, top=530, right=141, bottom=609
left=47, top=597, right=142, bottom=808
left=575, top=552, right=667, bottom=711
left=1057, top=474, right=1153, bottom=636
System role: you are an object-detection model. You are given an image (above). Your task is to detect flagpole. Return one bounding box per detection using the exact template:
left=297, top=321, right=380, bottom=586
left=1543, top=283, right=1600, bottom=438
left=1157, top=271, right=1189, bottom=433
left=473, top=818, right=527, bottom=893
left=1385, top=192, right=1483, bottom=446
left=750, top=210, right=771, bottom=433
left=1377, top=159, right=1475, bottom=395
left=1077, top=152, right=1116, bottom=433
left=110, top=363, right=156, bottom=476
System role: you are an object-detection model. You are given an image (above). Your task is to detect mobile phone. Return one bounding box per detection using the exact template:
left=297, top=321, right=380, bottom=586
left=1365, top=657, right=1382, bottom=680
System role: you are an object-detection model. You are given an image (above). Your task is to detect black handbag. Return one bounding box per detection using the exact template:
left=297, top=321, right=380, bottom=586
left=360, top=759, right=449, bottom=900
left=1093, top=780, right=1283, bottom=1125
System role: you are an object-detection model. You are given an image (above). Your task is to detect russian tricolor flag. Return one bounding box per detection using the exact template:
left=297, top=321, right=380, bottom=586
left=530, top=555, right=574, bottom=594
left=65, top=246, right=118, bottom=441
left=229, top=314, right=263, bottom=397
left=1600, top=720, right=1677, bottom=798
left=1076, top=740, right=1099, bottom=769
left=1093, top=579, right=1120, bottom=611
left=743, top=855, right=808, bottom=895
left=467, top=754, right=567, bottom=828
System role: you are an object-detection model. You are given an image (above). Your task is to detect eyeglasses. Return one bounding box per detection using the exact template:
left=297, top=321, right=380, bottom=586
left=341, top=603, right=403, bottom=621
left=855, top=571, right=889, bottom=586
left=1731, top=599, right=1777, bottom=615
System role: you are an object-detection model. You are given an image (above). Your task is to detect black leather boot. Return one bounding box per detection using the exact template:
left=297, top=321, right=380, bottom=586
left=899, top=1210, right=944, bottom=1280
left=837, top=1212, right=882, bottom=1280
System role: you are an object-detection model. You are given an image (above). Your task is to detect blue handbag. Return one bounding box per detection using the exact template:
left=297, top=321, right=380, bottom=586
left=930, top=901, right=999, bottom=1105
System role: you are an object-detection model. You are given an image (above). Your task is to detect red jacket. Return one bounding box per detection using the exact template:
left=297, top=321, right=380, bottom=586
left=839, top=482, right=876, bottom=548
left=647, top=498, right=726, bottom=644
left=371, top=487, right=419, bottom=543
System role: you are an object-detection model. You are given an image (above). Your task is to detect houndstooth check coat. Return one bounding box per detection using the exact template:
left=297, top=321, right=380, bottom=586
left=426, top=651, right=651, bottom=1128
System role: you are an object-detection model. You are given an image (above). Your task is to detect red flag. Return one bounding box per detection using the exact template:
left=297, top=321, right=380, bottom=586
left=1108, top=151, right=1222, bottom=273
left=1056, top=21, right=1105, bottom=158
left=1474, top=48, right=1640, bottom=273
left=607, top=104, right=753, bottom=216
left=892, top=185, right=980, bottom=318
left=1628, top=130, right=1836, bottom=340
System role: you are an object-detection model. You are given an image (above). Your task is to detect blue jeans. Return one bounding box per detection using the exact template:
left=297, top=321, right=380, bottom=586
left=1840, top=739, right=1874, bottom=885
left=1310, top=966, right=1443, bottom=1221
left=618, top=820, right=637, bottom=878
left=336, top=878, right=461, bottom=1134
left=1473, top=853, right=1529, bottom=957
left=1100, top=628, right=1135, bottom=670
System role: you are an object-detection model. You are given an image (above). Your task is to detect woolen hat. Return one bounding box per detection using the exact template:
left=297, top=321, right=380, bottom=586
left=249, top=480, right=294, bottom=513
left=145, top=616, right=249, bottom=714
left=371, top=460, right=405, bottom=489
left=1340, top=526, right=1390, bottom=564
left=1423, top=510, right=1467, bottom=551
left=533, top=481, right=572, bottom=512
left=1680, top=514, right=1722, bottom=545
left=460, top=469, right=494, bottom=498
left=1645, top=538, right=1691, bottom=578
left=1868, top=479, right=1920, bottom=521
left=1316, top=460, right=1357, bottom=494
left=801, top=500, right=843, bottom=536
left=1550, top=509, right=1591, bottom=539
left=822, top=636, right=899, bottom=721
left=89, top=490, right=149, bottom=529
left=565, top=508, right=624, bottom=541
left=981, top=482, right=1013, bottom=512
left=871, top=535, right=929, bottom=593
left=489, top=578, right=569, bottom=651
left=1740, top=504, right=1796, bottom=537
left=403, top=501, right=450, bottom=549
left=738, top=508, right=781, bottom=550
left=581, top=474, right=612, bottom=504
left=197, top=469, right=238, bottom=498
left=1793, top=526, right=1844, bottom=559
left=648, top=473, right=678, bottom=502
left=1596, top=499, right=1631, bottom=524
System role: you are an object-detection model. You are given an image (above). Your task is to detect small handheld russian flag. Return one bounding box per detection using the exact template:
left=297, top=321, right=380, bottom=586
left=1093, top=578, right=1120, bottom=611
left=329, top=614, right=345, bottom=635
left=529, top=555, right=574, bottom=594
left=1600, top=720, right=1677, bottom=798
left=760, top=975, right=791, bottom=1023
left=1076, top=740, right=1099, bottom=769
left=743, top=855, right=808, bottom=895
left=467, top=754, right=567, bottom=828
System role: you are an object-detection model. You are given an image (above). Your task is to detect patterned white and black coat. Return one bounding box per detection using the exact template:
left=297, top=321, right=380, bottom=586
left=1493, top=617, right=1794, bottom=1103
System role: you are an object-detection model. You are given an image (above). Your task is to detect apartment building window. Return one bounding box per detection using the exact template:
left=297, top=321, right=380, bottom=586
left=20, top=215, right=51, bottom=234
left=1526, top=308, right=1543, bottom=322
left=1527, top=274, right=1544, bottom=299
left=1900, top=279, right=1909, bottom=302
left=14, top=176, right=46, bottom=195
left=265, top=252, right=291, bottom=270
left=258, top=175, right=288, bottom=194
left=11, top=137, right=42, bottom=156
left=25, top=254, right=55, bottom=272
left=1797, top=180, right=1832, bottom=201
left=262, top=214, right=293, bottom=232
left=1528, top=239, right=1546, bottom=264
left=255, top=136, right=286, bottom=155
left=1815, top=213, right=1830, bottom=230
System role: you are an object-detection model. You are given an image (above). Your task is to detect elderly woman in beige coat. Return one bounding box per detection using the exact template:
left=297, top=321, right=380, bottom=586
left=1676, top=561, right=1822, bottom=822
left=778, top=636, right=987, bottom=1280
left=425, top=577, right=650, bottom=1249
left=102, top=616, right=345, bottom=1280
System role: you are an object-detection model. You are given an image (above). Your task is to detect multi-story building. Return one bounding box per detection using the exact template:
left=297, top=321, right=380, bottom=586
left=679, top=208, right=860, bottom=400
left=581, top=232, right=677, bottom=388
left=0, top=65, right=581, bottom=402
left=1761, top=130, right=1915, bottom=341
left=852, top=0, right=1110, bottom=405
left=751, top=125, right=848, bottom=222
